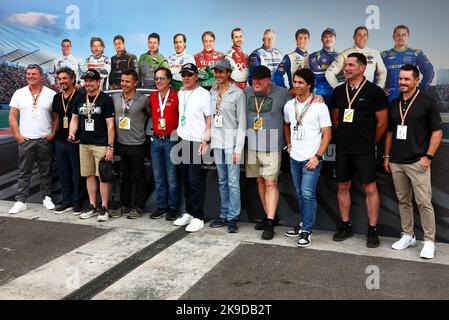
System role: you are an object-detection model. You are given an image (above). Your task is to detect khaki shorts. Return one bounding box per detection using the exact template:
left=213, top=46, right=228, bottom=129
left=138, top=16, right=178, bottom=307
left=79, top=144, right=107, bottom=177
left=245, top=150, right=282, bottom=181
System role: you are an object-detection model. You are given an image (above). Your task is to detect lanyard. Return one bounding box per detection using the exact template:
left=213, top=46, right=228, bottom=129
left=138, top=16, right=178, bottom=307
left=254, top=96, right=267, bottom=117
left=121, top=94, right=135, bottom=117
left=61, top=89, right=76, bottom=116
left=399, top=89, right=420, bottom=126
left=294, top=95, right=315, bottom=126
left=158, top=89, right=171, bottom=118
left=345, top=78, right=367, bottom=109
left=86, top=92, right=100, bottom=119
left=181, top=88, right=195, bottom=120
left=29, top=87, right=42, bottom=109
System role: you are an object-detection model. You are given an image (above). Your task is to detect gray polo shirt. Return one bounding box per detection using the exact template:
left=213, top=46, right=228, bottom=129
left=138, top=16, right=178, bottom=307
left=244, top=84, right=291, bottom=152
left=210, top=83, right=247, bottom=153
left=112, top=92, right=150, bottom=145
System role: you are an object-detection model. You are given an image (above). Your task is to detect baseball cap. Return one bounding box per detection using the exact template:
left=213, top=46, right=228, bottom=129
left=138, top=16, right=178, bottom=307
left=180, top=63, right=198, bottom=74
left=322, top=28, right=336, bottom=38
left=81, top=69, right=101, bottom=80
left=252, top=65, right=271, bottom=80
left=213, top=58, right=232, bottom=71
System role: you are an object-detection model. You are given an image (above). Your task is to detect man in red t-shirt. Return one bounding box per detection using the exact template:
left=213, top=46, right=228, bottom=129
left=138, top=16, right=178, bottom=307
left=148, top=67, right=180, bottom=221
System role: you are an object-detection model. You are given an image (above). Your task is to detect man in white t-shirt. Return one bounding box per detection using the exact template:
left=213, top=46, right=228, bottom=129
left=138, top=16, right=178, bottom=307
left=172, top=63, right=211, bottom=232
left=8, top=64, right=57, bottom=214
left=283, top=68, right=332, bottom=247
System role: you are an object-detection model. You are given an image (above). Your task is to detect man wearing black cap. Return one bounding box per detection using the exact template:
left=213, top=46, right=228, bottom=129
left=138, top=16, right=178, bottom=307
left=245, top=65, right=292, bottom=240
left=173, top=63, right=212, bottom=232
left=69, top=69, right=115, bottom=222
left=209, top=58, right=246, bottom=233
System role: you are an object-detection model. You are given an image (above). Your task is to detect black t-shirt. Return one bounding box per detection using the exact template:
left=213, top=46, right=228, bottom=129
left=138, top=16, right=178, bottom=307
left=388, top=91, right=442, bottom=164
left=72, top=91, right=115, bottom=146
left=52, top=90, right=81, bottom=142
left=332, top=79, right=388, bottom=154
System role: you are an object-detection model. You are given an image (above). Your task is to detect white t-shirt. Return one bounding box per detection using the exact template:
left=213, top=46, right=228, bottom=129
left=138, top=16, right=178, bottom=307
left=283, top=96, right=331, bottom=162
left=10, top=86, right=56, bottom=139
left=177, top=86, right=211, bottom=142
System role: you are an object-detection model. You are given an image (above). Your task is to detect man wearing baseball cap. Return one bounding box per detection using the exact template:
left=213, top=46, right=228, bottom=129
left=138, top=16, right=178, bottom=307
left=209, top=58, right=246, bottom=233
left=173, top=63, right=212, bottom=232
left=245, top=65, right=292, bottom=240
left=69, top=68, right=116, bottom=222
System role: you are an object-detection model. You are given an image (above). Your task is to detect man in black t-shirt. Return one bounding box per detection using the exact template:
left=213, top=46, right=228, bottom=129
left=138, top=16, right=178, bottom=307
left=69, top=69, right=115, bottom=222
left=52, top=67, right=83, bottom=214
left=384, top=64, right=443, bottom=259
left=331, top=53, right=388, bottom=248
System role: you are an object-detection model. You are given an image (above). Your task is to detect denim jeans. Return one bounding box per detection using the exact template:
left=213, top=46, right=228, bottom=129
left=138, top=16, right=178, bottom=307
left=214, top=147, right=241, bottom=221
left=290, top=158, right=323, bottom=232
left=151, top=138, right=180, bottom=209
left=55, top=140, right=83, bottom=206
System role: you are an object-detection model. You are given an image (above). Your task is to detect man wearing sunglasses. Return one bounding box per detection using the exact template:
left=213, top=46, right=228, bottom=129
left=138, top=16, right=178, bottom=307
left=8, top=64, right=57, bottom=214
left=148, top=67, right=181, bottom=221
left=173, top=63, right=211, bottom=232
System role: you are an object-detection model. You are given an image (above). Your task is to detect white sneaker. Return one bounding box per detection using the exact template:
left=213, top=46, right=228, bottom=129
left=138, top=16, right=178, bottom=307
left=174, top=213, right=193, bottom=226
left=43, top=196, right=55, bottom=210
left=80, top=205, right=98, bottom=219
left=8, top=201, right=27, bottom=214
left=420, top=240, right=435, bottom=259
left=392, top=233, right=416, bottom=250
left=185, top=218, right=204, bottom=232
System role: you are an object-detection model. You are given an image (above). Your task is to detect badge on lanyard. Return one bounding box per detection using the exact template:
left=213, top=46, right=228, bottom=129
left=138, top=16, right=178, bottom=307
left=85, top=119, right=95, bottom=131
left=396, top=125, right=407, bottom=140
left=63, top=116, right=69, bottom=129
left=343, top=109, right=355, bottom=123
left=118, top=117, right=131, bottom=130
left=293, top=125, right=304, bottom=140
left=253, top=116, right=263, bottom=130
left=158, top=118, right=166, bottom=130
left=31, top=108, right=40, bottom=121
left=214, top=113, right=223, bottom=128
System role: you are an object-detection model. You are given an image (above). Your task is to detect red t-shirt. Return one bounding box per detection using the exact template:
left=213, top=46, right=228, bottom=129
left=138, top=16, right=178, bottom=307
left=149, top=88, right=179, bottom=135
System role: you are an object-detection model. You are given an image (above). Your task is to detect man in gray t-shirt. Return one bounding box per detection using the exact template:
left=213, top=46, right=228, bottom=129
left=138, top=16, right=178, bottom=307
left=244, top=65, right=291, bottom=240
left=112, top=69, right=150, bottom=218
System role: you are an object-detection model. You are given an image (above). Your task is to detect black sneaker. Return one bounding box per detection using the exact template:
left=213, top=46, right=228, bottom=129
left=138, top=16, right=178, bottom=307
left=165, top=208, right=179, bottom=221
left=54, top=203, right=73, bottom=214
left=72, top=205, right=83, bottom=216
left=332, top=223, right=353, bottom=242
left=255, top=215, right=279, bottom=230
left=367, top=226, right=380, bottom=248
left=127, top=208, right=143, bottom=219
left=227, top=219, right=239, bottom=233
left=210, top=217, right=227, bottom=228
left=97, top=206, right=109, bottom=222
left=285, top=223, right=303, bottom=238
left=150, top=208, right=168, bottom=219
left=262, top=220, right=275, bottom=240
left=297, top=231, right=312, bottom=247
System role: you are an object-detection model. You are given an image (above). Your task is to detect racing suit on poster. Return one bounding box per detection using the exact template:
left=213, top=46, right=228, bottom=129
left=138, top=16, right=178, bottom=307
left=224, top=45, right=249, bottom=90
left=138, top=51, right=168, bottom=89
left=309, top=49, right=338, bottom=106
left=109, top=51, right=138, bottom=89
left=248, top=46, right=283, bottom=85
left=168, top=51, right=195, bottom=91
left=273, top=48, right=309, bottom=89
left=381, top=46, right=434, bottom=102
left=194, top=49, right=224, bottom=89
left=48, top=54, right=87, bottom=86
left=86, top=54, right=111, bottom=91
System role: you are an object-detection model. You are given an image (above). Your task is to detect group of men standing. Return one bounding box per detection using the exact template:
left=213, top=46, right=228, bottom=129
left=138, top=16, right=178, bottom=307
left=7, top=24, right=443, bottom=259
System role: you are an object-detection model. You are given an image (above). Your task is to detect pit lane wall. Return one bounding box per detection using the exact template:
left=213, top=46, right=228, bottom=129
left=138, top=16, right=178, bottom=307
left=0, top=0, right=448, bottom=241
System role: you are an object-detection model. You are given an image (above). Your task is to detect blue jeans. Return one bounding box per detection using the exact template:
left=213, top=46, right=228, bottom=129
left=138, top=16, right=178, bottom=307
left=151, top=138, right=180, bottom=209
left=214, top=148, right=241, bottom=221
left=54, top=140, right=83, bottom=206
left=290, top=158, right=322, bottom=232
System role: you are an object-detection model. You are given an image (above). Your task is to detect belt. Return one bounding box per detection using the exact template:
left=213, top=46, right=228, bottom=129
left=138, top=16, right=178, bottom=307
left=152, top=133, right=170, bottom=140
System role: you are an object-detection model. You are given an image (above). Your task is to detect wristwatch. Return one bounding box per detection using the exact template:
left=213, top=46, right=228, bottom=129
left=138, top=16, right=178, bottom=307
left=107, top=144, right=114, bottom=150
left=203, top=139, right=211, bottom=145
left=315, top=154, right=323, bottom=161
left=425, top=153, right=434, bottom=160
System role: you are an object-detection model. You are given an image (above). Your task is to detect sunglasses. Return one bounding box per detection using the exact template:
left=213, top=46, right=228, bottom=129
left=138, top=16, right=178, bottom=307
left=27, top=64, right=43, bottom=72
left=181, top=72, right=194, bottom=78
left=155, top=76, right=167, bottom=81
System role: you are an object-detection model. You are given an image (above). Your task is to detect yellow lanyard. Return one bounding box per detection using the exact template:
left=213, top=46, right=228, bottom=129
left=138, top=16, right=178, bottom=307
left=86, top=92, right=100, bottom=119
left=399, top=89, right=420, bottom=126
left=345, top=78, right=367, bottom=109
left=29, top=87, right=42, bottom=109
left=254, top=96, right=267, bottom=118
left=61, top=89, right=76, bottom=116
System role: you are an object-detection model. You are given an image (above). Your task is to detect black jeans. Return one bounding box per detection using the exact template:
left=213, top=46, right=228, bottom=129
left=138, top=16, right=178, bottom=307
left=178, top=139, right=205, bottom=220
left=55, top=141, right=83, bottom=206
left=117, top=143, right=146, bottom=210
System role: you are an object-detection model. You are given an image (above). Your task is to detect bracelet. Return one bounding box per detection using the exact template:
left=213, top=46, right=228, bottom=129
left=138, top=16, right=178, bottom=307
left=383, top=155, right=390, bottom=159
